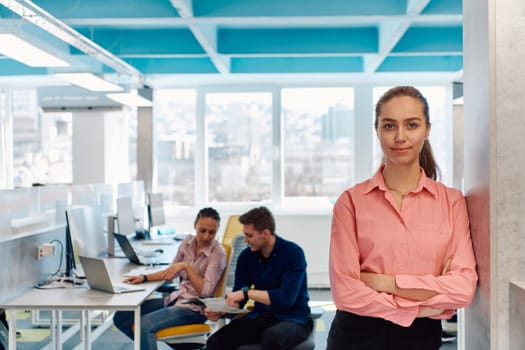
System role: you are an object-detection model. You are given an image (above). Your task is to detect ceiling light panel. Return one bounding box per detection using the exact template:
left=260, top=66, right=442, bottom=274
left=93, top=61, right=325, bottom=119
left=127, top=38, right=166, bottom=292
left=54, top=73, right=123, bottom=92
left=0, top=33, right=70, bottom=67
left=106, top=92, right=153, bottom=107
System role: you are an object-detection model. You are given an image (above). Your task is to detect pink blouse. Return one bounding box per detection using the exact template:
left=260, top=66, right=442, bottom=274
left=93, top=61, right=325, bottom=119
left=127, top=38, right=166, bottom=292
left=165, top=235, right=226, bottom=312
left=329, top=167, right=478, bottom=327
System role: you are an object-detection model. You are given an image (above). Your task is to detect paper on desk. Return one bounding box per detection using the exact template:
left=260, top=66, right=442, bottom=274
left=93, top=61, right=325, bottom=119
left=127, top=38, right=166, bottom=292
left=124, top=266, right=164, bottom=276
left=142, top=240, right=175, bottom=246
left=183, top=298, right=250, bottom=314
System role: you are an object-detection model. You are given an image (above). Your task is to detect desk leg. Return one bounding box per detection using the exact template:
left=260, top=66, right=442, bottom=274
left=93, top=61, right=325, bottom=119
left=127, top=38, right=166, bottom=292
left=83, top=310, right=91, bottom=350
left=79, top=311, right=85, bottom=344
left=50, top=310, right=56, bottom=350
left=56, top=311, right=62, bottom=350
left=49, top=310, right=63, bottom=350
left=133, top=306, right=140, bottom=350
left=7, top=310, right=16, bottom=350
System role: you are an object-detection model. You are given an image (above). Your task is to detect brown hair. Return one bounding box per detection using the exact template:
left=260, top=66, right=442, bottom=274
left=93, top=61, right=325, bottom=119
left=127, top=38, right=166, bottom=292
left=239, top=206, right=275, bottom=235
left=374, top=86, right=440, bottom=181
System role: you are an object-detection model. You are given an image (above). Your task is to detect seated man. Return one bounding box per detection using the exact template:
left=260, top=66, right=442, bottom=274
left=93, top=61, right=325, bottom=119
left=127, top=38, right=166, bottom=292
left=205, top=206, right=312, bottom=350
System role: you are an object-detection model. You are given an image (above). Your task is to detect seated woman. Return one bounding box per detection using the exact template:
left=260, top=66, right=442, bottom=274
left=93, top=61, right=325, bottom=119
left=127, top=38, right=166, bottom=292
left=113, top=207, right=227, bottom=350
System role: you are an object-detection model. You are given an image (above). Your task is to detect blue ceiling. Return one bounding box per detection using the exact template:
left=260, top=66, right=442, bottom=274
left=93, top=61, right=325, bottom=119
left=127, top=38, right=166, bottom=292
left=0, top=0, right=463, bottom=87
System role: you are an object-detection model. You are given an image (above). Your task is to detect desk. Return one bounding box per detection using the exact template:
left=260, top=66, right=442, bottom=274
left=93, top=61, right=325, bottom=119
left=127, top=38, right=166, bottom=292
left=0, top=258, right=163, bottom=350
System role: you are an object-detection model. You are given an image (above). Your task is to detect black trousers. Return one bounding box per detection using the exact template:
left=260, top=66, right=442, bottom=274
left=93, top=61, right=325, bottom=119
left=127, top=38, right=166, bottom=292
left=327, top=310, right=442, bottom=350
left=206, top=314, right=312, bottom=350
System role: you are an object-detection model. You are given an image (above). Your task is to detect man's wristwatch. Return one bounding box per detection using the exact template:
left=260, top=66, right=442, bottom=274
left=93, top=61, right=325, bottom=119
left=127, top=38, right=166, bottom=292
left=241, top=286, right=249, bottom=301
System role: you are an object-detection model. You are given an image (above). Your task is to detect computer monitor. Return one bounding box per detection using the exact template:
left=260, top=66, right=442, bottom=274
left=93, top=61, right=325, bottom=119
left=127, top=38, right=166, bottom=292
left=116, top=197, right=136, bottom=236
left=147, top=193, right=165, bottom=229
left=64, top=205, right=107, bottom=277
left=64, top=210, right=79, bottom=278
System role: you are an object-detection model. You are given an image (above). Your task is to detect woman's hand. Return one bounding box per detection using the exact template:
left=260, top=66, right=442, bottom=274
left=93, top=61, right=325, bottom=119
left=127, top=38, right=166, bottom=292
left=361, top=271, right=438, bottom=301
left=360, top=272, right=394, bottom=293
left=161, top=262, right=188, bottom=280
left=442, top=256, right=453, bottom=275
left=204, top=308, right=224, bottom=321
left=122, top=275, right=145, bottom=284
left=417, top=306, right=444, bottom=318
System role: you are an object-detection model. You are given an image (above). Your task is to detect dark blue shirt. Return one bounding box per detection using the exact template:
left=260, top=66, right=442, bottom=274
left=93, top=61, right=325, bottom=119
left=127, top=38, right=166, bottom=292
left=233, top=235, right=310, bottom=324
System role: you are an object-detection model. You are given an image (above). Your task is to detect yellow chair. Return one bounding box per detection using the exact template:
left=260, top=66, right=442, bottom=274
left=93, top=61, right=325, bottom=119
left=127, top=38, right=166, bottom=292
left=222, top=215, right=243, bottom=246
left=222, top=215, right=245, bottom=289
left=155, top=242, right=232, bottom=348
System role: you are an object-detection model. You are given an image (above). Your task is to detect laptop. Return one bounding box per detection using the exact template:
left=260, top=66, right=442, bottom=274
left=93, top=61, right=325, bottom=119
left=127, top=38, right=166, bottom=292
left=79, top=255, right=145, bottom=294
left=113, top=232, right=172, bottom=266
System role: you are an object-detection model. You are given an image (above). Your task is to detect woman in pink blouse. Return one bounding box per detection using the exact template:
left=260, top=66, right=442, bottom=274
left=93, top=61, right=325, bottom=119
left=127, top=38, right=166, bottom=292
left=327, top=86, right=478, bottom=349
left=113, top=207, right=226, bottom=350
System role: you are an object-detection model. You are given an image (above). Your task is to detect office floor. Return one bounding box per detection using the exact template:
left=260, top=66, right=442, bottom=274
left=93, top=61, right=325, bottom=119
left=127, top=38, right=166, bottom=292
left=12, top=288, right=456, bottom=350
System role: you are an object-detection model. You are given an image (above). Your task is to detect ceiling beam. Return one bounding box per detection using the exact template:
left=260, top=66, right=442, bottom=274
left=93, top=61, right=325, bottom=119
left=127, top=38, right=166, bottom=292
left=61, top=14, right=462, bottom=27
left=170, top=0, right=230, bottom=74
left=364, top=0, right=431, bottom=73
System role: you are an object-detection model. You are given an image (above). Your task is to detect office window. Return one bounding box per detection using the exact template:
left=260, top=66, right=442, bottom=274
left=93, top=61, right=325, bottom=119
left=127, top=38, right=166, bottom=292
left=281, top=88, right=355, bottom=207
left=155, top=89, right=196, bottom=206
left=152, top=85, right=451, bottom=211
left=205, top=92, right=273, bottom=203
left=12, top=90, right=72, bottom=186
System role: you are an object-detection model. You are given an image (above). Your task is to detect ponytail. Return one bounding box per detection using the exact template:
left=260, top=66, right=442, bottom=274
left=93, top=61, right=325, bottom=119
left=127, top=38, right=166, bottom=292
left=419, top=139, right=440, bottom=180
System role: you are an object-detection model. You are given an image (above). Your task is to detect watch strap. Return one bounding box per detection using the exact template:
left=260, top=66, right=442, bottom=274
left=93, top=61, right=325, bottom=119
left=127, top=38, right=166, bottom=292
left=241, top=286, right=249, bottom=301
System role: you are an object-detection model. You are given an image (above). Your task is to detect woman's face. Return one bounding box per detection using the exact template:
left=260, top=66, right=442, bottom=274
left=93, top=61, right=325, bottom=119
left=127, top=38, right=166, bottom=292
left=194, top=216, right=219, bottom=246
left=376, top=95, right=430, bottom=168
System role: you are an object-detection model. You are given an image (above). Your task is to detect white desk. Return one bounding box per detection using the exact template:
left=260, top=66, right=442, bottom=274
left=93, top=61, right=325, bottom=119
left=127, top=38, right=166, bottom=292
left=0, top=258, right=163, bottom=350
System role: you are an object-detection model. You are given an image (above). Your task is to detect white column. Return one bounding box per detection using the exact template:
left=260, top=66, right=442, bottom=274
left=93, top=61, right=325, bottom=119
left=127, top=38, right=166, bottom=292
left=353, top=85, right=374, bottom=183
left=0, top=90, right=13, bottom=189
left=72, top=109, right=129, bottom=184
left=137, top=87, right=155, bottom=194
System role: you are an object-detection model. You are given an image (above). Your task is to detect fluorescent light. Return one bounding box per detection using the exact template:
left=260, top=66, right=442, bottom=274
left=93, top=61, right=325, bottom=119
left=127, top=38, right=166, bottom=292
left=106, top=92, right=153, bottom=107
left=0, top=33, right=69, bottom=67
left=0, top=0, right=141, bottom=77
left=55, top=73, right=123, bottom=92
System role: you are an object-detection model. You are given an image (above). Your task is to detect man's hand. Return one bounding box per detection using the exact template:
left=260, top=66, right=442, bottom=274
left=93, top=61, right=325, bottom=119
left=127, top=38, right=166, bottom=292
left=161, top=262, right=188, bottom=280
left=225, top=290, right=244, bottom=308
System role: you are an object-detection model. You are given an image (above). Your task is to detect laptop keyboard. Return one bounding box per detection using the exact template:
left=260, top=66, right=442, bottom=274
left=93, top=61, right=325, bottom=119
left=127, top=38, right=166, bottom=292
left=113, top=283, right=140, bottom=293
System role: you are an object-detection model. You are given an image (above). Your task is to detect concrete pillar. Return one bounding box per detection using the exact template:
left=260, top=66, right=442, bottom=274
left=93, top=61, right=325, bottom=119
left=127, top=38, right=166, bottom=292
left=72, top=109, right=129, bottom=184
left=136, top=87, right=155, bottom=195
left=354, top=85, right=374, bottom=183
left=0, top=90, right=13, bottom=189
left=464, top=0, right=525, bottom=349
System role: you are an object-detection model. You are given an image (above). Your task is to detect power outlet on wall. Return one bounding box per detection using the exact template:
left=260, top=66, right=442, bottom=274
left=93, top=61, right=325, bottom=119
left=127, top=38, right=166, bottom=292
left=37, top=243, right=55, bottom=260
